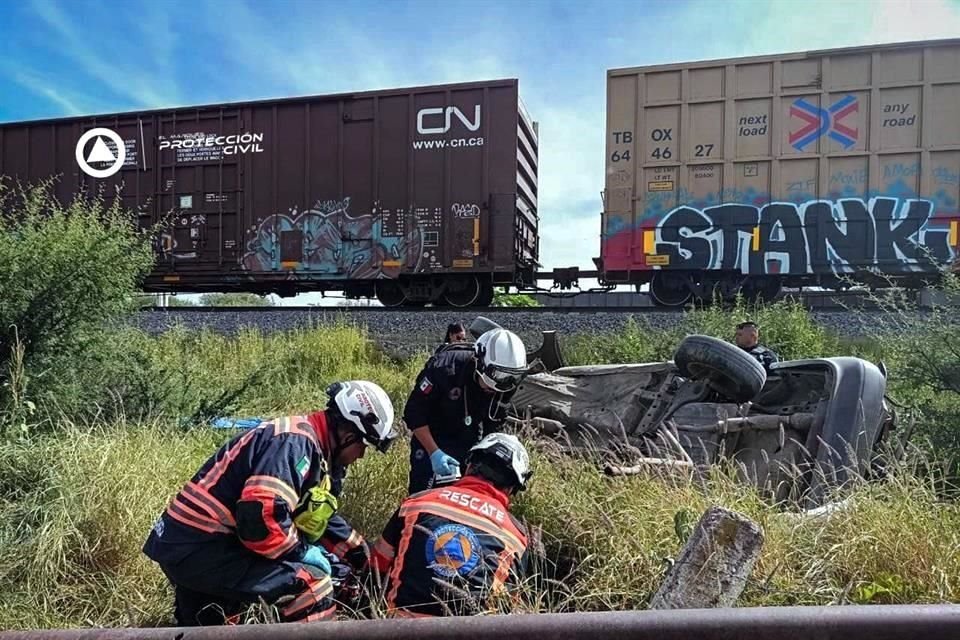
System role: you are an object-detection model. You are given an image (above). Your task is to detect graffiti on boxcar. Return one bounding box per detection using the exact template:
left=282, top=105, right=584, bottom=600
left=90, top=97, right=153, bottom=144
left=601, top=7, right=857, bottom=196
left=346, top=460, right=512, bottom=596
left=241, top=197, right=424, bottom=277
left=451, top=202, right=480, bottom=218
left=649, top=197, right=953, bottom=275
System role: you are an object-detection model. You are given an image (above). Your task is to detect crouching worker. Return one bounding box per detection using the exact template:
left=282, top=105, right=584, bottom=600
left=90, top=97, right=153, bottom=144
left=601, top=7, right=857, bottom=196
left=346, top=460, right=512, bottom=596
left=143, top=381, right=396, bottom=626
left=370, top=433, right=532, bottom=617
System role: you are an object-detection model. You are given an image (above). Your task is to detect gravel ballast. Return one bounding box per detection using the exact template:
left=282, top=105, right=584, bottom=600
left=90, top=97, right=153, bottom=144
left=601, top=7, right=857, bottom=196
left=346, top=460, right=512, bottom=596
left=131, top=308, right=925, bottom=360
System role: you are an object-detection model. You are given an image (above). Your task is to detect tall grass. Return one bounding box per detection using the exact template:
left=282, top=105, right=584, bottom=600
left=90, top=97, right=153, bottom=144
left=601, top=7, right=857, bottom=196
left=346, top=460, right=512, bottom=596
left=1, top=417, right=957, bottom=629
left=0, top=422, right=225, bottom=628
left=565, top=298, right=838, bottom=366
left=125, top=321, right=423, bottom=419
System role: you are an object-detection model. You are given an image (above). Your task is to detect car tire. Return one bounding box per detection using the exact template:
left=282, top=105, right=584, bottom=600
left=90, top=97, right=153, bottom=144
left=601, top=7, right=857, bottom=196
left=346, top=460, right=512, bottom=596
left=673, top=335, right=767, bottom=402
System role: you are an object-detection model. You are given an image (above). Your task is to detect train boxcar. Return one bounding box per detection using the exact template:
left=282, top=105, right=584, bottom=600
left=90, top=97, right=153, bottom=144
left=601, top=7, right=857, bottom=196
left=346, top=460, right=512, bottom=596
left=600, top=38, right=960, bottom=305
left=0, top=80, right=539, bottom=307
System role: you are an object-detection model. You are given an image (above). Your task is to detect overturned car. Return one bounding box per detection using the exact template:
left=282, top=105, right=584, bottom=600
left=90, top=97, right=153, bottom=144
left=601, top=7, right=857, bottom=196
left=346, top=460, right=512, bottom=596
left=474, top=318, right=899, bottom=509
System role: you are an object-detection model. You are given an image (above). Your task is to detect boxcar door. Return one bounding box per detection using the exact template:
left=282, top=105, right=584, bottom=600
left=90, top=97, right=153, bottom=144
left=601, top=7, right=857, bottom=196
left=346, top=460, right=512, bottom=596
left=155, top=109, right=244, bottom=286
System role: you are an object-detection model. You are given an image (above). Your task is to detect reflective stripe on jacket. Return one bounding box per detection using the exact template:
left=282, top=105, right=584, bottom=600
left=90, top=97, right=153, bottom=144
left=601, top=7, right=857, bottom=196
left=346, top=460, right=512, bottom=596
left=149, top=411, right=365, bottom=565
left=371, top=475, right=529, bottom=617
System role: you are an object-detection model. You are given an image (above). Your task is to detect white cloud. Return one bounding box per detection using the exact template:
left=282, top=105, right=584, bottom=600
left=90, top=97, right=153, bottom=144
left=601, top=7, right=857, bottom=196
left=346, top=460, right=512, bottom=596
left=29, top=0, right=180, bottom=108
left=534, top=103, right=606, bottom=269
left=868, top=0, right=960, bottom=41
left=7, top=68, right=85, bottom=114
left=712, top=0, right=960, bottom=55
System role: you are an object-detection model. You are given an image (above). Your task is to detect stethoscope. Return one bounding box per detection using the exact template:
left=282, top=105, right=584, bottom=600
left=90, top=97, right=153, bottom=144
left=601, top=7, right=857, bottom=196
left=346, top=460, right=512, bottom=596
left=461, top=372, right=506, bottom=433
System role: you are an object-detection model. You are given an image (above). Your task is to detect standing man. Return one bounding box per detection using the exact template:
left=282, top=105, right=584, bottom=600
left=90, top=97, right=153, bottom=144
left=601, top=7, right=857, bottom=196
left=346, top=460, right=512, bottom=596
left=734, top=321, right=779, bottom=370
left=403, top=328, right=528, bottom=494
left=143, top=381, right=396, bottom=625
left=370, top=433, right=532, bottom=617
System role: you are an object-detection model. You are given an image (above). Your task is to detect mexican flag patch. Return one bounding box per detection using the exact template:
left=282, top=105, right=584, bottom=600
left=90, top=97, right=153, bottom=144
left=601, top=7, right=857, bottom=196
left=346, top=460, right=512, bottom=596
left=419, top=377, right=434, bottom=394
left=295, top=455, right=310, bottom=479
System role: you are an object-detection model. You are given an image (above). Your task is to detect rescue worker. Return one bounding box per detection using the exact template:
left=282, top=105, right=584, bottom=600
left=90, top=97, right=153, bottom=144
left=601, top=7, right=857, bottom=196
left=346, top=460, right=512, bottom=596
left=434, top=322, right=467, bottom=354
left=734, top=321, right=779, bottom=371
left=370, top=433, right=532, bottom=617
left=143, top=380, right=396, bottom=626
left=404, top=327, right=529, bottom=494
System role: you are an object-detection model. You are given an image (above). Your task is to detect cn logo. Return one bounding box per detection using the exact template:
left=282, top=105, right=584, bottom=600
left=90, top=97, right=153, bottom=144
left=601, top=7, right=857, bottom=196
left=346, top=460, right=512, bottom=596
left=416, top=105, right=481, bottom=135
left=789, top=95, right=859, bottom=151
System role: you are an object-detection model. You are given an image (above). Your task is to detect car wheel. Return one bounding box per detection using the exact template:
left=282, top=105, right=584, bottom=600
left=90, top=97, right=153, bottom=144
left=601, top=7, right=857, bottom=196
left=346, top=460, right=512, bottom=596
left=673, top=335, right=767, bottom=403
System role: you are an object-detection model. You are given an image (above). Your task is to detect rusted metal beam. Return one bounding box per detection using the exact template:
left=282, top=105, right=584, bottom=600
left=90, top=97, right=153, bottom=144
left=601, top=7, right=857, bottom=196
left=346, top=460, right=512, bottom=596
left=2, top=606, right=959, bottom=640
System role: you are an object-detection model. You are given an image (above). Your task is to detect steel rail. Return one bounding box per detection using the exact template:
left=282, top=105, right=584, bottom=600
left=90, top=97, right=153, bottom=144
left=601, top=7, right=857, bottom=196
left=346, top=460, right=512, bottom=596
left=135, top=294, right=908, bottom=314
left=2, top=605, right=959, bottom=640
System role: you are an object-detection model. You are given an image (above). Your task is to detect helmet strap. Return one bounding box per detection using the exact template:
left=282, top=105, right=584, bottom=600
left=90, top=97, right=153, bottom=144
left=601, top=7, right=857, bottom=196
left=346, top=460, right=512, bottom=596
left=327, top=411, right=358, bottom=461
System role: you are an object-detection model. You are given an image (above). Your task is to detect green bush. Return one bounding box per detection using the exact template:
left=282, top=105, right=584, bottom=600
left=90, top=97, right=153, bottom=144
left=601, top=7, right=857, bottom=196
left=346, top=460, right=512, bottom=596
left=565, top=317, right=678, bottom=365
left=166, top=296, right=198, bottom=307
left=198, top=293, right=274, bottom=307
left=844, top=276, right=960, bottom=459
left=127, top=322, right=422, bottom=420
left=565, top=298, right=838, bottom=366
left=492, top=290, right=541, bottom=307
left=676, top=296, right=839, bottom=362
left=0, top=181, right=155, bottom=431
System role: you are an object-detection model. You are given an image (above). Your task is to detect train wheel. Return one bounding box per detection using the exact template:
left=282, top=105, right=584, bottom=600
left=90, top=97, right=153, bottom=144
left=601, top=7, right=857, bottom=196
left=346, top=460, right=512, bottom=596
left=375, top=280, right=407, bottom=307
left=650, top=272, right=693, bottom=307
left=476, top=282, right=495, bottom=307
left=443, top=275, right=482, bottom=307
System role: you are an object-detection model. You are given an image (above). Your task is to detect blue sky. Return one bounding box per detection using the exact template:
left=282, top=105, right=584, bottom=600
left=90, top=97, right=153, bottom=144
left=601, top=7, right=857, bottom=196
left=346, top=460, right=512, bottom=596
left=2, top=0, right=960, bottom=303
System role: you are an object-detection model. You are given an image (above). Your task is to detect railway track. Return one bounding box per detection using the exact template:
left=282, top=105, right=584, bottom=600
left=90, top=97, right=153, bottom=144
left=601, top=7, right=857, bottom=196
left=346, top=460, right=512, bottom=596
left=140, top=288, right=941, bottom=313
left=131, top=293, right=940, bottom=361
left=2, top=605, right=958, bottom=640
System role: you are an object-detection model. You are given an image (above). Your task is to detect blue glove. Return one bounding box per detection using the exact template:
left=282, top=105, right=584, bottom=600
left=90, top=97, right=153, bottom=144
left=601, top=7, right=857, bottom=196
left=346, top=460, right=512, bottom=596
left=301, top=545, right=332, bottom=575
left=430, top=449, right=461, bottom=477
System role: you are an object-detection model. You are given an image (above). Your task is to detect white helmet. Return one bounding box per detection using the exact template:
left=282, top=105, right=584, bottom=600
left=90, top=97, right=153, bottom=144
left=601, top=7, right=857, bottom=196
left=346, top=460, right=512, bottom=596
left=475, top=328, right=528, bottom=393
left=326, top=381, right=396, bottom=452
left=467, top=433, right=532, bottom=492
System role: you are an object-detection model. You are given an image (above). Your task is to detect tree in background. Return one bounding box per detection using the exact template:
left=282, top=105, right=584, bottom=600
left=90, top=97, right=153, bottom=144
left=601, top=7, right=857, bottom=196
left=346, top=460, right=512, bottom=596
left=198, top=293, right=275, bottom=306
left=167, top=296, right=198, bottom=307
left=491, top=289, right=541, bottom=307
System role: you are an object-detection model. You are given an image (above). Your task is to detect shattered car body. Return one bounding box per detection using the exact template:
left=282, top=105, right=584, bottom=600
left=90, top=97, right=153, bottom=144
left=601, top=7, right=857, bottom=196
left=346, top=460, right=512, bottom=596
left=471, top=318, right=898, bottom=509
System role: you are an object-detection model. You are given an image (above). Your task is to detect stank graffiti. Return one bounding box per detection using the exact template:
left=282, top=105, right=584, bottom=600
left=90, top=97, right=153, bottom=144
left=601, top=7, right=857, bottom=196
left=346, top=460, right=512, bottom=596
left=241, top=198, right=423, bottom=278
left=652, top=197, right=954, bottom=275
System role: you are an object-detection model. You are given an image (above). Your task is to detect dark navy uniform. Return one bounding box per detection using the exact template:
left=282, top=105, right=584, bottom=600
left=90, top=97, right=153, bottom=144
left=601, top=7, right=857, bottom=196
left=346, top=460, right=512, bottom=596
left=403, top=345, right=513, bottom=494
left=143, top=412, right=366, bottom=625
left=370, top=475, right=528, bottom=617
left=743, top=344, right=779, bottom=371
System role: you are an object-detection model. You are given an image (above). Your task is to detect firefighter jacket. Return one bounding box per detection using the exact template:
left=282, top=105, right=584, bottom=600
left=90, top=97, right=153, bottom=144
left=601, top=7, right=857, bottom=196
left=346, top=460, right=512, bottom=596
left=370, top=475, right=529, bottom=617
left=403, top=345, right=515, bottom=464
left=144, top=411, right=366, bottom=571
